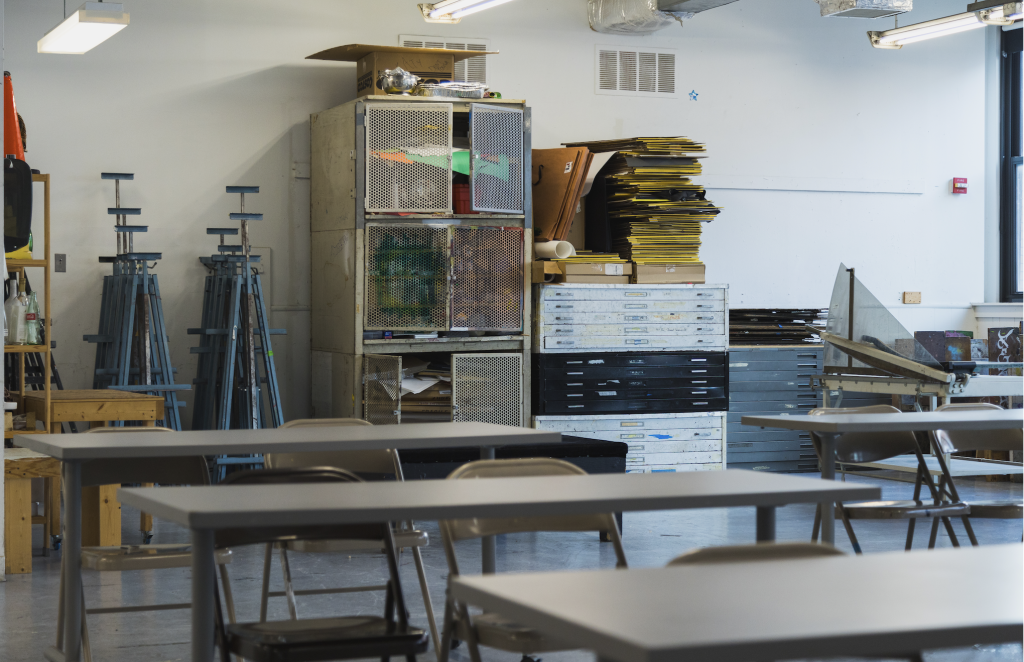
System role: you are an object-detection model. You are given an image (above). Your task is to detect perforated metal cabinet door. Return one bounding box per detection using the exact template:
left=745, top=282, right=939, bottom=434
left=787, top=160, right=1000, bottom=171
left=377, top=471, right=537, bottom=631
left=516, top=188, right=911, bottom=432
left=452, top=353, right=524, bottom=427
left=364, top=224, right=450, bottom=331
left=365, top=103, right=453, bottom=213
left=363, top=354, right=401, bottom=425
left=470, top=104, right=524, bottom=214
left=450, top=226, right=524, bottom=331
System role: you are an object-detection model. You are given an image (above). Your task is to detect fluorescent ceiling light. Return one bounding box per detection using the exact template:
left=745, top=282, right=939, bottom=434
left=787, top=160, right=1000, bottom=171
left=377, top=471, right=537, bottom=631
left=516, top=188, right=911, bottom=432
left=423, top=0, right=515, bottom=21
left=868, top=2, right=1021, bottom=48
left=38, top=2, right=129, bottom=54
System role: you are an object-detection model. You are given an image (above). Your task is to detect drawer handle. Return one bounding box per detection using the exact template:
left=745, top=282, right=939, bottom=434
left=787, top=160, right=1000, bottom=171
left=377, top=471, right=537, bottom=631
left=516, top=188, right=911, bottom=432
left=566, top=361, right=583, bottom=364
left=568, top=405, right=584, bottom=408
left=567, top=383, right=583, bottom=386
left=694, top=402, right=709, bottom=406
left=567, top=394, right=583, bottom=398
left=567, top=372, right=583, bottom=375
left=692, top=390, right=707, bottom=394
left=691, top=370, right=707, bottom=373
left=693, top=380, right=707, bottom=384
left=797, top=363, right=817, bottom=367
left=797, top=353, right=817, bottom=358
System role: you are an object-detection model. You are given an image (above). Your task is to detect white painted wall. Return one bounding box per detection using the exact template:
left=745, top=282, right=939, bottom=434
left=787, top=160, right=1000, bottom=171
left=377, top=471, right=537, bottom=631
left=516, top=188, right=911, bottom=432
left=1, top=0, right=991, bottom=425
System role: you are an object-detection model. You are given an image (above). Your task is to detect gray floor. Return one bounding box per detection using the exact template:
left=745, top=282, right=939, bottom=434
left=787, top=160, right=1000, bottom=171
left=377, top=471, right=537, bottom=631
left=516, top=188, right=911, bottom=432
left=1, top=470, right=1021, bottom=662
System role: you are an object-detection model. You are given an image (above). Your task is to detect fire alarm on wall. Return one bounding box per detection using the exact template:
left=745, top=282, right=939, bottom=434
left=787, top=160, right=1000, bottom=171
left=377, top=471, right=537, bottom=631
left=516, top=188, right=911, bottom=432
left=951, top=177, right=968, bottom=194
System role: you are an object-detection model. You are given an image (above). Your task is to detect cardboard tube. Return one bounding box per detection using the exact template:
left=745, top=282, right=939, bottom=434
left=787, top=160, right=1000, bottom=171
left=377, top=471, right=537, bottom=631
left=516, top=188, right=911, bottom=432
left=534, top=241, right=575, bottom=260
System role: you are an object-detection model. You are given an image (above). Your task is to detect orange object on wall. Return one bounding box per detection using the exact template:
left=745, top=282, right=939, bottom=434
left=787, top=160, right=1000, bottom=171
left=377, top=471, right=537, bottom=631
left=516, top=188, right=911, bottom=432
left=4, top=71, right=25, bottom=161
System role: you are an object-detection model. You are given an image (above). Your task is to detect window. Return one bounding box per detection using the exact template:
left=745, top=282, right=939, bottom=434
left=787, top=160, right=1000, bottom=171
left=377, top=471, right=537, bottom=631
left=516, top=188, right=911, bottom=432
left=1001, top=27, right=1022, bottom=302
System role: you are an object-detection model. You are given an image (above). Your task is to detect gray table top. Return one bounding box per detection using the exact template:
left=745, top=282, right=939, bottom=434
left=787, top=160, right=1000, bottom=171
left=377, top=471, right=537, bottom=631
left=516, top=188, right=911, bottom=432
left=13, top=422, right=557, bottom=460
left=117, top=470, right=880, bottom=530
left=452, top=544, right=1024, bottom=662
left=742, top=410, right=1023, bottom=433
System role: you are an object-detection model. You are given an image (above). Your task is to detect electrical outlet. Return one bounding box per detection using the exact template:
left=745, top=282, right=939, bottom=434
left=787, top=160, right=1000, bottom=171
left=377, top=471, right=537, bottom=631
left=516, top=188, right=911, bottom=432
left=54, top=254, right=66, bottom=272
left=902, top=291, right=921, bottom=304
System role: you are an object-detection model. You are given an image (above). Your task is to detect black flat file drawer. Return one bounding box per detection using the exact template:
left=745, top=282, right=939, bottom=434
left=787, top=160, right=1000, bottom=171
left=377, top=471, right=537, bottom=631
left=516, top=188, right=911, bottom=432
left=545, top=387, right=727, bottom=401
left=539, top=351, right=726, bottom=369
left=543, top=365, right=725, bottom=380
left=544, top=376, right=726, bottom=390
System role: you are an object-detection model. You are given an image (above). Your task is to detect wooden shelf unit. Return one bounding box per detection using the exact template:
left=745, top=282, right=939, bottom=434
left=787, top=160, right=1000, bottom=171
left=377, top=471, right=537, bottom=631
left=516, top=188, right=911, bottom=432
left=5, top=173, right=52, bottom=436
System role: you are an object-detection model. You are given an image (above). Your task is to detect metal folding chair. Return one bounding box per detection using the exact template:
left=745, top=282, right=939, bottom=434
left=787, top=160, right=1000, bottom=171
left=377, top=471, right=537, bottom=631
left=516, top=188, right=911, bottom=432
left=438, top=458, right=627, bottom=662
left=56, top=427, right=235, bottom=662
left=257, top=418, right=440, bottom=656
left=215, top=467, right=428, bottom=662
left=808, top=405, right=970, bottom=553
left=930, top=403, right=1023, bottom=544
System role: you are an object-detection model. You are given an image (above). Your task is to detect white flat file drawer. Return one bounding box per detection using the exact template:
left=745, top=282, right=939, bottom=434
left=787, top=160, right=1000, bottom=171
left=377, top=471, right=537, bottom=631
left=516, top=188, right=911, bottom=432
left=626, top=451, right=722, bottom=466
left=541, top=324, right=723, bottom=337
left=626, top=463, right=721, bottom=473
left=539, top=284, right=725, bottom=302
left=544, top=335, right=727, bottom=350
left=538, top=311, right=724, bottom=325
left=541, top=300, right=725, bottom=314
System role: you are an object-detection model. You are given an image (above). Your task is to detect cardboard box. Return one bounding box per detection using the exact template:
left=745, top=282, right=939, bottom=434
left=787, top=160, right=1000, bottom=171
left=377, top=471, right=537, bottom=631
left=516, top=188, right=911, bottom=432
left=532, top=261, right=563, bottom=283
left=632, top=264, right=705, bottom=284
left=554, top=274, right=630, bottom=284
left=306, top=44, right=497, bottom=98
left=560, top=262, right=632, bottom=276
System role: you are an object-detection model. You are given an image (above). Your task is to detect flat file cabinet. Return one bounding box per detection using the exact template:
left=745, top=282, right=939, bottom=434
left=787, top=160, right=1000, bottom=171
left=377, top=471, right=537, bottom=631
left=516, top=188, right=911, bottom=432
left=727, top=346, right=891, bottom=472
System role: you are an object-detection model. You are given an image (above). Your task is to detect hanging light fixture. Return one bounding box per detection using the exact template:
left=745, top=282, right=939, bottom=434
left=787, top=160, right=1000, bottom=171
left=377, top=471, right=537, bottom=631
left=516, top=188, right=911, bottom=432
left=868, top=1, right=1021, bottom=49
left=38, top=2, right=130, bottom=54
left=419, top=0, right=515, bottom=24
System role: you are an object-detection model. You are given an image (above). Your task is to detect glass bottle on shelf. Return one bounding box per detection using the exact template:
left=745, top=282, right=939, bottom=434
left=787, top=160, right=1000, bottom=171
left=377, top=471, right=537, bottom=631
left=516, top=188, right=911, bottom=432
left=25, top=290, right=39, bottom=346
left=10, top=278, right=29, bottom=345
left=4, top=277, right=20, bottom=345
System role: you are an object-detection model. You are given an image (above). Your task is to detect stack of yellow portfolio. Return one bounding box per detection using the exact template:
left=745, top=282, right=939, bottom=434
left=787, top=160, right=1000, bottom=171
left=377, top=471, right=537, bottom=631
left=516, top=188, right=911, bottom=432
left=554, top=251, right=630, bottom=283
left=562, top=136, right=720, bottom=283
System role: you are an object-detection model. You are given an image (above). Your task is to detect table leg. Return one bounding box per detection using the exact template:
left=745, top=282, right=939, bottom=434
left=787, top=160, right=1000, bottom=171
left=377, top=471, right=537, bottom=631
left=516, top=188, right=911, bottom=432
left=64, top=461, right=83, bottom=662
left=819, top=433, right=837, bottom=545
left=755, top=506, right=776, bottom=542
left=191, top=528, right=216, bottom=662
left=480, top=447, right=496, bottom=574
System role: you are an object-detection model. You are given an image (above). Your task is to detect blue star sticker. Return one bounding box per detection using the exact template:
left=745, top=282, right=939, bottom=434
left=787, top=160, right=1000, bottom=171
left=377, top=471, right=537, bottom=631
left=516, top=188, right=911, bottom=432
left=688, top=90, right=698, bottom=101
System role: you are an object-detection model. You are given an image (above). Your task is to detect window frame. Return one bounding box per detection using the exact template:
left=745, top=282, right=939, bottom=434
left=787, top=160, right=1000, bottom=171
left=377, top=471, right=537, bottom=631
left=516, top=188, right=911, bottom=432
left=1000, top=27, right=1022, bottom=303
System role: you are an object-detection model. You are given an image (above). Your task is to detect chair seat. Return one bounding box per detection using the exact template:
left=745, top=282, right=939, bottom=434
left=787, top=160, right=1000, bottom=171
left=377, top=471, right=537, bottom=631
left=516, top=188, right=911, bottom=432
left=842, top=500, right=970, bottom=520
left=226, top=616, right=428, bottom=662
left=285, top=530, right=428, bottom=554
left=966, top=500, right=1023, bottom=519
left=81, top=544, right=232, bottom=571
left=457, top=612, right=567, bottom=654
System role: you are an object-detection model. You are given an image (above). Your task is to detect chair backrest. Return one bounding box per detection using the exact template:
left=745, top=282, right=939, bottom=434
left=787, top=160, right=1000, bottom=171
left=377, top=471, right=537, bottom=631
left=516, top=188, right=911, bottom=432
left=79, top=426, right=210, bottom=487
left=439, top=458, right=627, bottom=573
left=932, top=403, right=1023, bottom=453
left=668, top=542, right=845, bottom=566
left=216, top=467, right=387, bottom=548
left=266, top=418, right=399, bottom=479
left=808, top=405, right=918, bottom=463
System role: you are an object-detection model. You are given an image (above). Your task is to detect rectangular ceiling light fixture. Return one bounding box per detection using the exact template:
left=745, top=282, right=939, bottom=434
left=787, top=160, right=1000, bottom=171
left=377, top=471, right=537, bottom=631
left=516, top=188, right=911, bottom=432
left=38, top=2, right=129, bottom=54
left=419, top=0, right=514, bottom=23
left=868, top=2, right=1021, bottom=49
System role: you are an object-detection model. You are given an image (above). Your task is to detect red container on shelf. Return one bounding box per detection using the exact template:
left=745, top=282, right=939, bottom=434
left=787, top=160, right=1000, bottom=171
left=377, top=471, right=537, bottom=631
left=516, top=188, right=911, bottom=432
left=453, top=183, right=478, bottom=214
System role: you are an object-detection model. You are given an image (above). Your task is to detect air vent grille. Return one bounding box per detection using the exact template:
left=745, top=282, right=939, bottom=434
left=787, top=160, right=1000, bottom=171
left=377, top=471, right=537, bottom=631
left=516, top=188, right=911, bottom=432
left=399, top=35, right=489, bottom=84
left=596, top=46, right=677, bottom=98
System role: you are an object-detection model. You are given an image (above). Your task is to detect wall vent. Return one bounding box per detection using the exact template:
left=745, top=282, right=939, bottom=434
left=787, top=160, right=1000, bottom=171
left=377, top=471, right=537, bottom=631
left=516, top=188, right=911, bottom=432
left=399, top=35, right=489, bottom=84
left=596, top=46, right=677, bottom=98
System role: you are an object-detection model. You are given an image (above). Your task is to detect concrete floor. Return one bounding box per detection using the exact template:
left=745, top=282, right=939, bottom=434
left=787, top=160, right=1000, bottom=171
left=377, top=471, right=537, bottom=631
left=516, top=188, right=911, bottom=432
left=0, top=471, right=1021, bottom=662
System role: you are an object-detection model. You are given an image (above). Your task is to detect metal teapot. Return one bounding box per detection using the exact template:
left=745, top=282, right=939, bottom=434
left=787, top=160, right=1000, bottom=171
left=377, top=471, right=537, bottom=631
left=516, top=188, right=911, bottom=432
left=377, top=67, right=420, bottom=95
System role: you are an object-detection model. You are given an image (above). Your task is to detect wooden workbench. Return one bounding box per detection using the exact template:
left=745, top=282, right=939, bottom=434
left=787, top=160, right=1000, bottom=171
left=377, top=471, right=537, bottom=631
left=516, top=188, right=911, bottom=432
left=21, top=389, right=166, bottom=549
left=4, top=448, right=61, bottom=574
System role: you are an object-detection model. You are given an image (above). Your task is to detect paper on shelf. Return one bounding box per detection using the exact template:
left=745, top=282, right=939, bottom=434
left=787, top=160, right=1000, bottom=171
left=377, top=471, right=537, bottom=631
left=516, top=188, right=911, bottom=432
left=401, top=376, right=441, bottom=396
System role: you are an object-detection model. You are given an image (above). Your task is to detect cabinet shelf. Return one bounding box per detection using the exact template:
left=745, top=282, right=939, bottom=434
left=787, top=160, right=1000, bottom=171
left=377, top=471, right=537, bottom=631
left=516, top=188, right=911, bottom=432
left=6, top=259, right=48, bottom=269
left=4, top=344, right=48, bottom=353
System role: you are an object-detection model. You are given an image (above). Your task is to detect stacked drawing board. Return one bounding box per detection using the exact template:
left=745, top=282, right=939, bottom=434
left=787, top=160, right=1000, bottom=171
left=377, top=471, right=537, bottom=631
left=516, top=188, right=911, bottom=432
left=563, top=136, right=720, bottom=284
left=532, top=147, right=593, bottom=242
left=730, top=309, right=827, bottom=346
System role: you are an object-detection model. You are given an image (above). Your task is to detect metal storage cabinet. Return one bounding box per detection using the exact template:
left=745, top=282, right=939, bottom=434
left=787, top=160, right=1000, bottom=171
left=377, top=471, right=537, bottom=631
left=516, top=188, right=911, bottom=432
left=310, top=96, right=533, bottom=422
left=533, top=412, right=726, bottom=473
left=726, top=346, right=891, bottom=473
